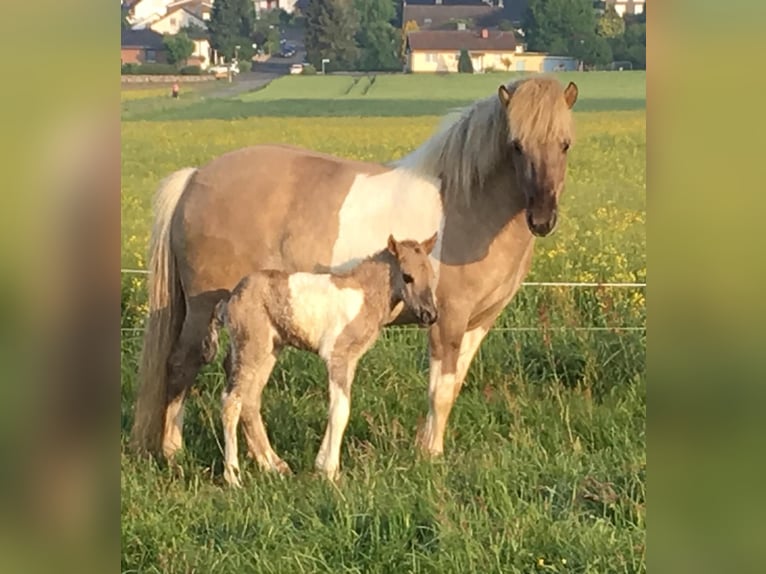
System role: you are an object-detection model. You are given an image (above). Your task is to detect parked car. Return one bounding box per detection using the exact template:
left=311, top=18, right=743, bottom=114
left=290, top=63, right=304, bottom=75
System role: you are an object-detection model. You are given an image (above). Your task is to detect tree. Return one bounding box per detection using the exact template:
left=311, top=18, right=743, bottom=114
left=597, top=6, right=625, bottom=39
left=523, top=0, right=598, bottom=56
left=401, top=19, right=419, bottom=62
left=253, top=8, right=281, bottom=55
left=121, top=4, right=132, bottom=30
left=457, top=49, right=474, bottom=73
left=208, top=0, right=256, bottom=61
left=354, top=0, right=400, bottom=71
left=304, top=0, right=360, bottom=71
left=524, top=0, right=616, bottom=67
left=500, top=56, right=512, bottom=71
left=163, top=33, right=195, bottom=67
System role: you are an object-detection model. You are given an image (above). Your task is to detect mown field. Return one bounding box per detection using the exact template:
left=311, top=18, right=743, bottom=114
left=121, top=71, right=646, bottom=573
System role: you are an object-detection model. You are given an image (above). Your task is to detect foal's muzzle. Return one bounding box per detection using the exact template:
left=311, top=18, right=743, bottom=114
left=526, top=207, right=558, bottom=237
left=418, top=308, right=438, bottom=326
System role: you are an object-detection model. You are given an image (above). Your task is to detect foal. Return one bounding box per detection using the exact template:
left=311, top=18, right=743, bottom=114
left=204, top=234, right=439, bottom=486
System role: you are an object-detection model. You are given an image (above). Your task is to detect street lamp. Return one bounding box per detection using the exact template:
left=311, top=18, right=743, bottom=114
left=321, top=58, right=329, bottom=75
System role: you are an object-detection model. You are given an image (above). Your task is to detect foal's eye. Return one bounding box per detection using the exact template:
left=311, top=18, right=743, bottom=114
left=512, top=139, right=523, bottom=154
left=562, top=141, right=571, bottom=152
left=402, top=273, right=414, bottom=284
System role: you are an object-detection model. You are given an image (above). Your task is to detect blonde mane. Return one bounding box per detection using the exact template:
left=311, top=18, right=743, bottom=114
left=392, top=75, right=574, bottom=205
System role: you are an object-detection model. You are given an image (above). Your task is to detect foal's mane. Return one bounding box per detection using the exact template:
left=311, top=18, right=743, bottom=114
left=391, top=75, right=574, bottom=205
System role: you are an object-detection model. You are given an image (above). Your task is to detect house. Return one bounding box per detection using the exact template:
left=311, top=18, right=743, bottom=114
left=149, top=8, right=213, bottom=69
left=149, top=5, right=207, bottom=34
left=121, top=28, right=167, bottom=64
left=127, top=0, right=213, bottom=29
left=595, top=0, right=645, bottom=17
left=406, top=28, right=577, bottom=73
left=254, top=0, right=299, bottom=16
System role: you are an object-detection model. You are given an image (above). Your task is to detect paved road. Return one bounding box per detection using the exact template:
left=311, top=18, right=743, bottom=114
left=205, top=26, right=307, bottom=99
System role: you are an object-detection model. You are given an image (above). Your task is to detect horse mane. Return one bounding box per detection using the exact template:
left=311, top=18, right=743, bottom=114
left=391, top=75, right=574, bottom=205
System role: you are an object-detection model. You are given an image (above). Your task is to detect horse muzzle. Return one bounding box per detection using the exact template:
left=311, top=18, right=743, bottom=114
left=418, top=308, right=439, bottom=326
left=526, top=207, right=558, bottom=237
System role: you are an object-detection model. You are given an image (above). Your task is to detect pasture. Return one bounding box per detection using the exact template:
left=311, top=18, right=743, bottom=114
left=121, top=71, right=646, bottom=573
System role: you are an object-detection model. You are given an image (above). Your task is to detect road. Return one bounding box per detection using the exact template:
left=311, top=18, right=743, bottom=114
left=206, top=26, right=306, bottom=99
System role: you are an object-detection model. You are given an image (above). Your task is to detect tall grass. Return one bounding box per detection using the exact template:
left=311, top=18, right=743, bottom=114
left=121, top=73, right=646, bottom=573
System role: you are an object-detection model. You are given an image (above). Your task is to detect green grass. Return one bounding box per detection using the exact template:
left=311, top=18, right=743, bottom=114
left=121, top=72, right=646, bottom=573
left=122, top=71, right=645, bottom=121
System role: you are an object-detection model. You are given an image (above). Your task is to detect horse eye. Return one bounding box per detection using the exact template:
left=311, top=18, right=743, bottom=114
left=562, top=141, right=571, bottom=152
left=402, top=273, right=414, bottom=284
left=512, top=139, right=523, bottom=154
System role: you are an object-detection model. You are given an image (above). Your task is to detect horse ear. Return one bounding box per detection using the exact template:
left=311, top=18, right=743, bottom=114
left=498, top=85, right=512, bottom=107
left=564, top=82, right=578, bottom=109
left=387, top=234, right=399, bottom=257
left=421, top=233, right=438, bottom=255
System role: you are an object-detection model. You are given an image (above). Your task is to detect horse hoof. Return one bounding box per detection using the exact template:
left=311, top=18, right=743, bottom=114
left=223, top=467, right=242, bottom=488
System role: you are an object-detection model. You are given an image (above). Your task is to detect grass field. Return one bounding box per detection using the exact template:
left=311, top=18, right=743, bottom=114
left=121, top=72, right=646, bottom=573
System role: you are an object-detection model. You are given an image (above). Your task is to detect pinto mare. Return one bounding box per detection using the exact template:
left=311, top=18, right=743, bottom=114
left=203, top=235, right=438, bottom=485
left=130, top=74, right=579, bottom=460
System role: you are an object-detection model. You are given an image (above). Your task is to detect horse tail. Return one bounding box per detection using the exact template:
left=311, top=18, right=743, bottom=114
left=130, top=167, right=197, bottom=456
left=202, top=299, right=228, bottom=364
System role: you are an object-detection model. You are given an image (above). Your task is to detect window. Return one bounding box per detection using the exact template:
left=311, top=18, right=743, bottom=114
left=146, top=49, right=157, bottom=63
left=170, top=17, right=177, bottom=26
left=426, top=53, right=437, bottom=63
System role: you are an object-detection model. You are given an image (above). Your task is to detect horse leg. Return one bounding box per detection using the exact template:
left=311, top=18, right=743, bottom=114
left=315, top=356, right=357, bottom=481
left=239, top=352, right=292, bottom=476
left=162, top=302, right=215, bottom=459
left=419, top=314, right=490, bottom=457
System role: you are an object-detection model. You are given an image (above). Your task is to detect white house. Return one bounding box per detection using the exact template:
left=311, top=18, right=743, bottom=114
left=600, top=0, right=645, bottom=17
left=149, top=6, right=213, bottom=69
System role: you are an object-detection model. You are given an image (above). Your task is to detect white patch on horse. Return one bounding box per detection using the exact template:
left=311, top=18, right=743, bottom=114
left=287, top=274, right=365, bottom=359
left=331, top=168, right=445, bottom=281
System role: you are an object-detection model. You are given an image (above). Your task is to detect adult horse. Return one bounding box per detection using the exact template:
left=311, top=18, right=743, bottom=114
left=130, top=75, right=579, bottom=461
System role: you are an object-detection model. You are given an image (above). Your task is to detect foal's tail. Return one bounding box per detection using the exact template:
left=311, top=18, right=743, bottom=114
left=202, top=299, right=228, bottom=364
left=129, top=167, right=197, bottom=457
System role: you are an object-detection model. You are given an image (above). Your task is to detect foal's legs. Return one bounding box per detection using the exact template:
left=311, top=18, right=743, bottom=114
left=315, top=356, right=357, bottom=481
left=419, top=315, right=491, bottom=456
left=221, top=343, right=288, bottom=487
left=238, top=352, right=292, bottom=475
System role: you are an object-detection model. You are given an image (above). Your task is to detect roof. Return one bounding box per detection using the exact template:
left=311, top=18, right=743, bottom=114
left=402, top=1, right=529, bottom=29
left=407, top=29, right=517, bottom=52
left=121, top=28, right=165, bottom=50
left=403, top=4, right=496, bottom=29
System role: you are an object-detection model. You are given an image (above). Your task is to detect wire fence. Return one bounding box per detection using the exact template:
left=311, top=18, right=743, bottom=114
left=121, top=268, right=646, bottom=339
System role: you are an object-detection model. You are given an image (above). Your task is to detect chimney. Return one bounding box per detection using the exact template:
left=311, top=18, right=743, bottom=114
left=481, top=28, right=489, bottom=39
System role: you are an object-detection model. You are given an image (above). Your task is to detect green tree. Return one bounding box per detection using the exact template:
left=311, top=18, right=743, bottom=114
left=524, top=0, right=597, bottom=56
left=524, top=0, right=615, bottom=67
left=163, top=32, right=195, bottom=67
left=305, top=0, right=360, bottom=71
left=253, top=8, right=281, bottom=55
left=457, top=49, right=474, bottom=73
left=401, top=19, right=419, bottom=62
left=121, top=4, right=132, bottom=30
left=597, top=6, right=625, bottom=39
left=354, top=0, right=400, bottom=71
left=208, top=0, right=256, bottom=61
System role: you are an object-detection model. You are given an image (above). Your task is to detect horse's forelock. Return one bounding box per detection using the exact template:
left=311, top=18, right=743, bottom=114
left=507, top=77, right=574, bottom=145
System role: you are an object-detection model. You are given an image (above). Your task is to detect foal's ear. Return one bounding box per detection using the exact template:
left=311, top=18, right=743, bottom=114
left=498, top=84, right=512, bottom=107
left=387, top=234, right=399, bottom=257
left=564, top=82, right=578, bottom=109
left=421, top=232, right=438, bottom=255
